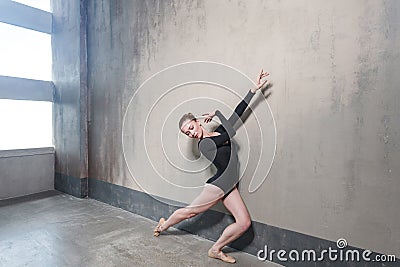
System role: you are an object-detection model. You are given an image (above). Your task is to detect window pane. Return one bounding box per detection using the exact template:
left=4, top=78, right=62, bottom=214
left=12, top=0, right=51, bottom=12
left=0, top=99, right=52, bottom=150
left=0, top=22, right=52, bottom=81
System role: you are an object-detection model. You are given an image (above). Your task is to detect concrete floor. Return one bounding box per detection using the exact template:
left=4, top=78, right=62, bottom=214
left=0, top=191, right=280, bottom=267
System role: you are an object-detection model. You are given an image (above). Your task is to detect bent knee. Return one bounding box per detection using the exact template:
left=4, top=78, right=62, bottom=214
left=238, top=219, right=251, bottom=232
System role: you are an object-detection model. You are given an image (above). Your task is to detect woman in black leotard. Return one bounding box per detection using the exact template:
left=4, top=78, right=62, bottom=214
left=154, top=70, right=269, bottom=263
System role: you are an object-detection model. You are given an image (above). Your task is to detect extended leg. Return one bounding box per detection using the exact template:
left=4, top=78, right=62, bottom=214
left=154, top=184, right=224, bottom=234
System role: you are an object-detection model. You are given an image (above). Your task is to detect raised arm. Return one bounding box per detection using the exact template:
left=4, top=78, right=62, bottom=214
left=212, top=110, right=236, bottom=145
left=201, top=69, right=269, bottom=139
left=228, top=69, right=269, bottom=125
left=198, top=110, right=237, bottom=153
left=207, top=90, right=255, bottom=137
left=227, top=90, right=256, bottom=126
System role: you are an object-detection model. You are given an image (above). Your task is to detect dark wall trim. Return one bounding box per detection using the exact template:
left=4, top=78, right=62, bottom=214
left=55, top=173, right=87, bottom=198
left=0, top=0, right=52, bottom=34
left=87, top=178, right=399, bottom=267
left=0, top=76, right=54, bottom=102
left=0, top=190, right=61, bottom=207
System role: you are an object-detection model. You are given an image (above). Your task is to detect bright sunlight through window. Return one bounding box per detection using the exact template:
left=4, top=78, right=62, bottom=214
left=0, top=1, right=52, bottom=150
left=0, top=22, right=52, bottom=81
left=12, top=0, right=51, bottom=12
left=0, top=100, right=53, bottom=150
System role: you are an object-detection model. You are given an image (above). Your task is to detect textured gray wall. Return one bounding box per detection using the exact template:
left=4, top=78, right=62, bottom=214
left=84, top=0, right=399, bottom=256
left=52, top=0, right=88, bottom=179
left=0, top=148, right=54, bottom=199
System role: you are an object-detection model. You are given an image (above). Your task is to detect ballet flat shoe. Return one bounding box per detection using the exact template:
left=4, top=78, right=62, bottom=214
left=208, top=248, right=236, bottom=263
left=153, top=218, right=165, bottom=237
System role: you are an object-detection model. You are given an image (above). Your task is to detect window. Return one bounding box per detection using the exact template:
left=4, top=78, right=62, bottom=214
left=0, top=99, right=52, bottom=150
left=0, top=22, right=51, bottom=81
left=12, top=0, right=51, bottom=12
left=0, top=1, right=53, bottom=150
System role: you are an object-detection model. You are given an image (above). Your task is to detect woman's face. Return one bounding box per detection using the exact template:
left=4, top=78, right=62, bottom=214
left=180, top=119, right=202, bottom=139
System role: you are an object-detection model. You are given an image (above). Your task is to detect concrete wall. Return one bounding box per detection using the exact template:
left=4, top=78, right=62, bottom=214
left=52, top=0, right=88, bottom=196
left=83, top=0, right=400, bottom=257
left=0, top=148, right=54, bottom=199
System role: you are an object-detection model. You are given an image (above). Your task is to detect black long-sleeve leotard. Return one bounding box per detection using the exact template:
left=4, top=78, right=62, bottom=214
left=198, top=90, right=255, bottom=196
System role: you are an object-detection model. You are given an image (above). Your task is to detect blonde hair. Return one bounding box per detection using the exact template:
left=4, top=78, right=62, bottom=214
left=179, top=113, right=196, bottom=131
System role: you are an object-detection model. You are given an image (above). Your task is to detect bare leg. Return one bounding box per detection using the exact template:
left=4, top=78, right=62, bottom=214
left=211, top=188, right=251, bottom=253
left=156, top=184, right=224, bottom=233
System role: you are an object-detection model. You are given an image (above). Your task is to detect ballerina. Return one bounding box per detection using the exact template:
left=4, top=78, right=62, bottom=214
left=154, top=69, right=269, bottom=264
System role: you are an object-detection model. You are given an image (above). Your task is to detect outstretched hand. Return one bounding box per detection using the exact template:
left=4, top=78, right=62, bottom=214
left=251, top=69, right=269, bottom=93
left=202, top=111, right=216, bottom=123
